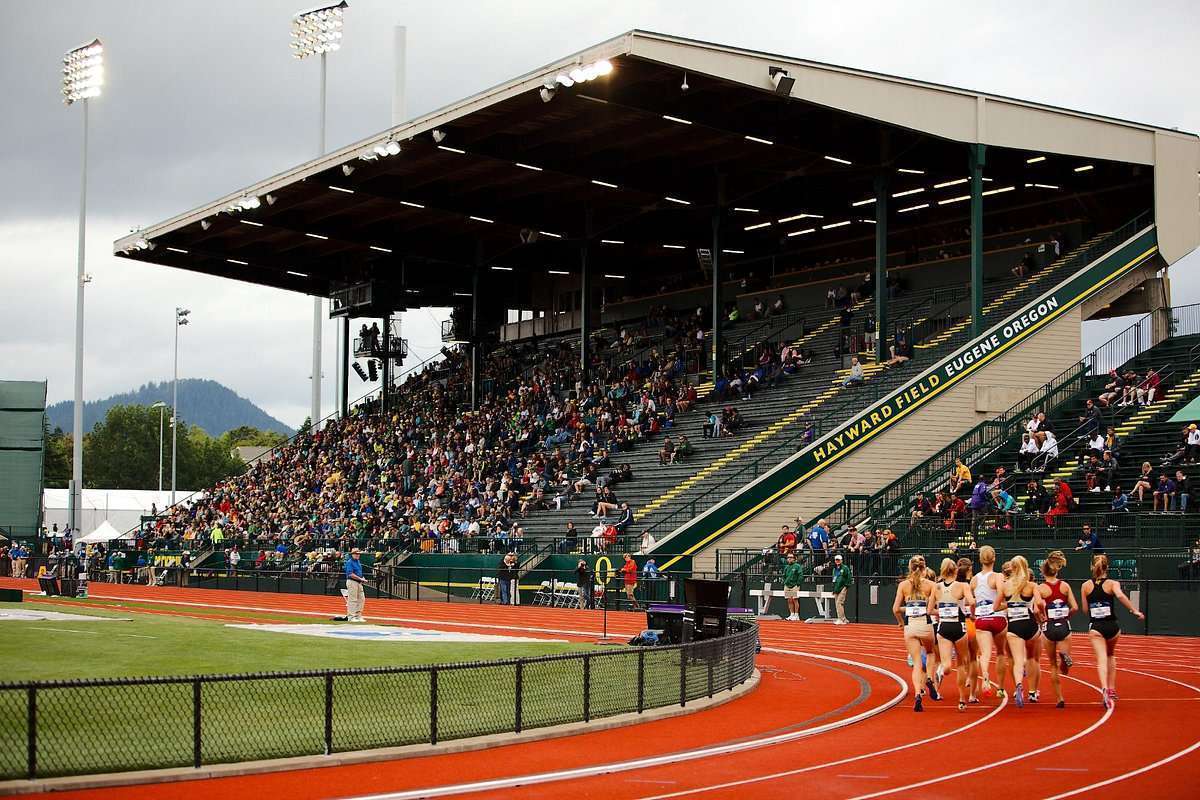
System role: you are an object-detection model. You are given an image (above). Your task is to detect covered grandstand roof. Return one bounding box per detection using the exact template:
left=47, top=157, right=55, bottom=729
left=113, top=30, right=1199, bottom=305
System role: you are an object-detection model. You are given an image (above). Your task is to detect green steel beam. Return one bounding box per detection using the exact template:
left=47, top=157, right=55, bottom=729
left=970, top=143, right=987, bottom=337
left=874, top=173, right=889, bottom=362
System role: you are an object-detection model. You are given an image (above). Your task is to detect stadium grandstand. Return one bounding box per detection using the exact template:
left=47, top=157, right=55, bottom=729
left=5, top=26, right=1200, bottom=799
left=107, top=31, right=1199, bottom=590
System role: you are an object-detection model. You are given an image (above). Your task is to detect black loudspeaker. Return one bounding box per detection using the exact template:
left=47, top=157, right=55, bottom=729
left=353, top=362, right=370, bottom=382
left=646, top=608, right=686, bottom=645
left=367, top=360, right=379, bottom=382
left=683, top=578, right=730, bottom=641
left=0, top=588, right=21, bottom=602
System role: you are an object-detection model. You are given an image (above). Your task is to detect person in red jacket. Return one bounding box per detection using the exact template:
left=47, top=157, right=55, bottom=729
left=621, top=553, right=641, bottom=610
left=1045, top=480, right=1073, bottom=527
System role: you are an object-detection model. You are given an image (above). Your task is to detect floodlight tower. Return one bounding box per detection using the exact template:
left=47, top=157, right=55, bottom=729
left=62, top=38, right=104, bottom=535
left=172, top=308, right=190, bottom=504
left=291, top=1, right=347, bottom=428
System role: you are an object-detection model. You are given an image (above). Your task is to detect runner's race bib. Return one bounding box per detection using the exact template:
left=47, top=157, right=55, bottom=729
left=1007, top=604, right=1030, bottom=621
left=938, top=603, right=960, bottom=622
left=905, top=601, right=927, bottom=618
left=1047, top=604, right=1070, bottom=620
left=1089, top=603, right=1112, bottom=620
left=975, top=600, right=994, bottom=617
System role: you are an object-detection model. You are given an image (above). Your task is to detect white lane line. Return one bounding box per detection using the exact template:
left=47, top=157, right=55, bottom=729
left=343, top=650, right=907, bottom=800
left=844, top=674, right=1111, bottom=800
left=836, top=774, right=890, bottom=779
left=31, top=626, right=157, bottom=639
left=636, top=664, right=1006, bottom=799
left=1039, top=669, right=1200, bottom=799
left=1036, top=767, right=1090, bottom=772
left=62, top=591, right=636, bottom=639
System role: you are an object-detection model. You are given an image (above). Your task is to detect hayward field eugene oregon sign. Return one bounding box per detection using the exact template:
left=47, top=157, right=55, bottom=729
left=812, top=295, right=1059, bottom=464
left=653, top=225, right=1159, bottom=568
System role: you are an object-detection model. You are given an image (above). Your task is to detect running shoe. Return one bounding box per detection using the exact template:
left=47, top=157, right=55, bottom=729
left=925, top=677, right=941, bottom=701
left=981, top=682, right=994, bottom=699
left=996, top=687, right=1007, bottom=701
left=958, top=701, right=966, bottom=712
left=935, top=664, right=945, bottom=688
left=1060, top=652, right=1072, bottom=674
left=1102, top=691, right=1113, bottom=710
left=915, top=693, right=924, bottom=712
left=1014, top=682, right=1025, bottom=708
left=1029, top=690, right=1040, bottom=703
left=1056, top=700, right=1065, bottom=709
left=907, top=653, right=914, bottom=667
left=969, top=695, right=980, bottom=704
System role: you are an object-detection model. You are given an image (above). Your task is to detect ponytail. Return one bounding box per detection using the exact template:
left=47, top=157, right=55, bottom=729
left=979, top=545, right=996, bottom=567
left=1042, top=550, right=1066, bottom=578
left=906, top=555, right=927, bottom=598
left=1091, top=554, right=1109, bottom=582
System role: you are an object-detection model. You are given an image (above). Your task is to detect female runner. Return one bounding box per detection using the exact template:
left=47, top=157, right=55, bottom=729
left=1037, top=550, right=1077, bottom=708
left=931, top=558, right=976, bottom=711
left=1081, top=554, right=1145, bottom=708
left=957, top=557, right=982, bottom=702
left=1002, top=555, right=1044, bottom=708
left=971, top=545, right=1009, bottom=699
left=892, top=555, right=940, bottom=711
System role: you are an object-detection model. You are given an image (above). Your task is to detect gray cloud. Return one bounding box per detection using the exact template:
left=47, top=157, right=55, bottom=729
left=2, top=0, right=1197, bottom=425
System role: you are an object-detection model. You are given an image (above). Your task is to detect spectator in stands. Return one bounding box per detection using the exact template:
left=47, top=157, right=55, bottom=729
left=944, top=492, right=967, bottom=531
left=1023, top=479, right=1050, bottom=516
left=830, top=554, right=853, bottom=624
left=1175, top=470, right=1190, bottom=512
left=752, top=297, right=767, bottom=320
left=994, top=488, right=1016, bottom=530
left=842, top=356, right=864, bottom=388
left=1075, top=523, right=1104, bottom=554
left=777, top=525, right=798, bottom=556
left=1084, top=455, right=1105, bottom=493
left=1045, top=479, right=1073, bottom=527
left=771, top=294, right=786, bottom=315
left=950, top=458, right=972, bottom=495
left=1038, top=430, right=1060, bottom=470
left=1153, top=473, right=1177, bottom=512
left=658, top=436, right=676, bottom=465
left=1136, top=369, right=1161, bottom=405
left=1098, top=370, right=1125, bottom=408
left=846, top=525, right=867, bottom=556
left=1099, top=449, right=1120, bottom=492
left=910, top=493, right=933, bottom=527
left=703, top=411, right=720, bottom=439
left=561, top=521, right=578, bottom=553
left=1111, top=485, right=1130, bottom=512
left=675, top=435, right=693, bottom=462
left=1083, top=428, right=1106, bottom=461
left=881, top=334, right=912, bottom=369
left=1188, top=423, right=1200, bottom=463
left=968, top=478, right=990, bottom=531
left=807, top=519, right=830, bottom=567
left=1132, top=461, right=1155, bottom=504
left=1017, top=433, right=1040, bottom=471
left=639, top=529, right=656, bottom=554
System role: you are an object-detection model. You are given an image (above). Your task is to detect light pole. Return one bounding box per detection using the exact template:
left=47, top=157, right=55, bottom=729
left=172, top=308, right=190, bottom=504
left=151, top=401, right=166, bottom=492
left=62, top=38, right=103, bottom=535
left=291, top=1, right=347, bottom=429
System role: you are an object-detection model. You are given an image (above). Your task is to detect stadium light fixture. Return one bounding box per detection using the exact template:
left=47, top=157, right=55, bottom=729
left=400, top=200, right=424, bottom=208
left=897, top=168, right=924, bottom=175
left=600, top=239, right=624, bottom=245
left=662, top=115, right=692, bottom=125
left=937, top=195, right=971, bottom=205
left=548, top=269, right=570, bottom=275
left=1074, top=164, right=1094, bottom=172
left=490, top=265, right=513, bottom=271
left=732, top=207, right=759, bottom=213
left=292, top=2, right=348, bottom=429
left=341, top=163, right=355, bottom=176
left=823, top=155, right=852, bottom=165
left=891, top=188, right=924, bottom=198
left=777, top=213, right=822, bottom=223
left=431, top=129, right=447, bottom=143
left=515, top=162, right=542, bottom=171
left=539, top=86, right=556, bottom=103
left=166, top=246, right=189, bottom=254
left=897, top=203, right=929, bottom=213
left=200, top=219, right=213, bottom=231
left=768, top=66, right=794, bottom=96
left=240, top=220, right=264, bottom=227
left=538, top=230, right=563, bottom=238
left=328, top=185, right=354, bottom=193
left=934, top=178, right=968, bottom=189
left=851, top=198, right=876, bottom=207
left=369, top=245, right=392, bottom=252
left=786, top=228, right=816, bottom=237
left=662, top=244, right=685, bottom=250
left=552, top=58, right=613, bottom=88
left=171, top=308, right=191, bottom=504
left=744, top=221, right=771, bottom=231
left=604, top=274, right=626, bottom=279
left=821, top=220, right=851, bottom=229
left=437, top=145, right=466, bottom=154
left=664, top=196, right=691, bottom=205
left=982, top=185, right=1016, bottom=196
left=1026, top=155, right=1046, bottom=164
left=591, top=179, right=619, bottom=189
left=63, top=37, right=104, bottom=535
left=722, top=249, right=745, bottom=254
left=469, top=216, right=494, bottom=224
left=744, top=135, right=774, bottom=145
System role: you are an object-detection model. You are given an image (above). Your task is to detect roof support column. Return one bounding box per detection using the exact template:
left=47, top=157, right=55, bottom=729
left=874, top=172, right=889, bottom=363
left=969, top=143, right=987, bottom=338
left=470, top=257, right=480, bottom=412
left=712, top=176, right=726, bottom=383
left=381, top=311, right=391, bottom=417
left=339, top=318, right=349, bottom=418
left=580, top=210, right=593, bottom=384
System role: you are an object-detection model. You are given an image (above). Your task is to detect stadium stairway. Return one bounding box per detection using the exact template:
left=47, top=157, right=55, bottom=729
left=642, top=217, right=1159, bottom=569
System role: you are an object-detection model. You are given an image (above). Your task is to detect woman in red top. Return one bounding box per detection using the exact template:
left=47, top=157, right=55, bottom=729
left=621, top=553, right=641, bottom=611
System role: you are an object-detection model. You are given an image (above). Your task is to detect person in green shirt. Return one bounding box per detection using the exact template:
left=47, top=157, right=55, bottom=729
left=831, top=553, right=853, bottom=624
left=782, top=552, right=804, bottom=621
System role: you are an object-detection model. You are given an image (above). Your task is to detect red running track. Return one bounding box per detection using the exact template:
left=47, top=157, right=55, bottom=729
left=2, top=579, right=1198, bottom=800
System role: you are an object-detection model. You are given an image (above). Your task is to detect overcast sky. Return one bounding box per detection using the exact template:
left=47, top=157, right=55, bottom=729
left=2, top=0, right=1197, bottom=428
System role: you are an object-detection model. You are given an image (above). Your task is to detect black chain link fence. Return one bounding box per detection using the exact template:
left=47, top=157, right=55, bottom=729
left=0, top=619, right=757, bottom=781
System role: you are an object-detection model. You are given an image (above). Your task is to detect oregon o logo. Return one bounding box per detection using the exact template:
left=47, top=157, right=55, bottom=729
left=594, top=556, right=612, bottom=585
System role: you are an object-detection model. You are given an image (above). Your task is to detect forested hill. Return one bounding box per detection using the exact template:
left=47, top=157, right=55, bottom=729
left=46, top=379, right=294, bottom=437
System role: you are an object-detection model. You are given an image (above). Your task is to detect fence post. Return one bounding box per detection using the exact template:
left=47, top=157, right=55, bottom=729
left=583, top=653, right=591, bottom=722
left=429, top=667, right=439, bottom=745
left=324, top=672, right=333, bottom=755
left=707, top=645, right=715, bottom=698
left=680, top=646, right=687, bottom=707
left=514, top=661, right=524, bottom=733
left=1144, top=580, right=1151, bottom=636
left=192, top=678, right=202, bottom=768
left=26, top=686, right=36, bottom=780
left=637, top=650, right=645, bottom=713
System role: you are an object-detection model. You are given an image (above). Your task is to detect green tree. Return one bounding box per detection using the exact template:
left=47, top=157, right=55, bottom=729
left=220, top=425, right=288, bottom=450
left=43, top=422, right=72, bottom=489
left=81, top=404, right=245, bottom=490
left=297, top=417, right=313, bottom=436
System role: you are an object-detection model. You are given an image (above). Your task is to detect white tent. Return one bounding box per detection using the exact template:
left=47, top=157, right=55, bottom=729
left=42, top=488, right=201, bottom=535
left=76, top=520, right=133, bottom=545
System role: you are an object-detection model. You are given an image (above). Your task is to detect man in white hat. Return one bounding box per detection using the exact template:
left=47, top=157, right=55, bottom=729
left=344, top=548, right=366, bottom=622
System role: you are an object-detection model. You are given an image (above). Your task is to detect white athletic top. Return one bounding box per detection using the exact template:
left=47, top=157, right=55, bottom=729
left=974, top=569, right=999, bottom=618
